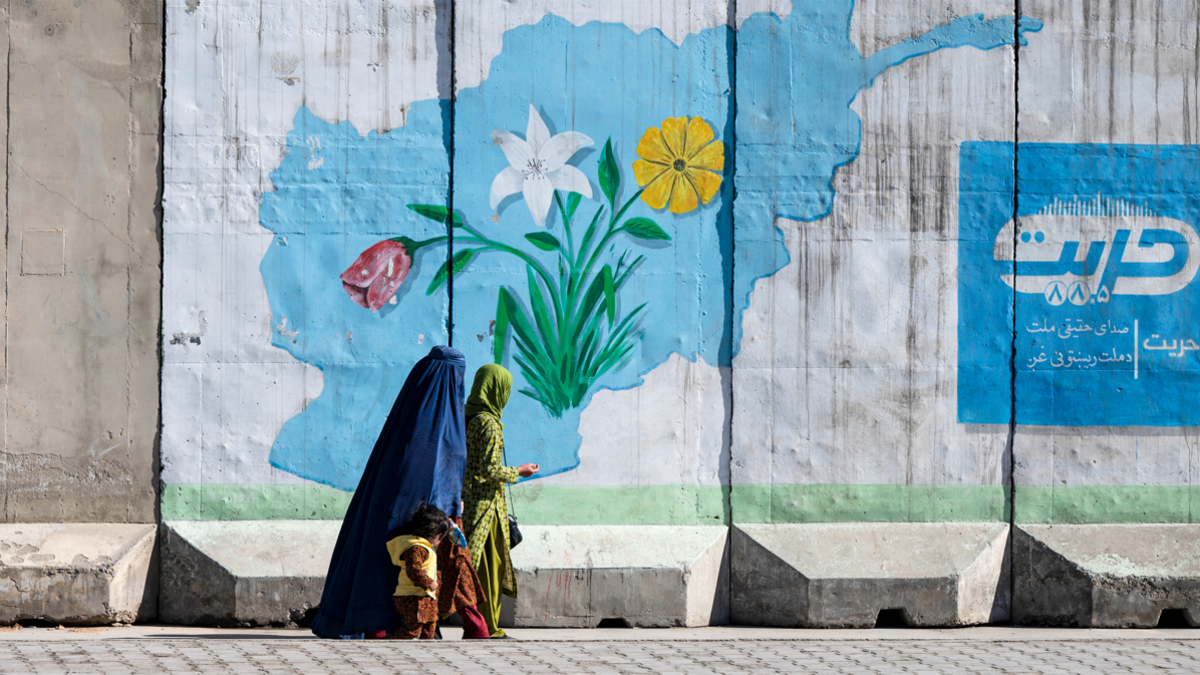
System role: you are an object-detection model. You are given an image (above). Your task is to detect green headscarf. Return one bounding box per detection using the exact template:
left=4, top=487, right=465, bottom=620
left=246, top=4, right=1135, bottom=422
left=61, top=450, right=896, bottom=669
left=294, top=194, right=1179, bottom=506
left=465, top=364, right=512, bottom=425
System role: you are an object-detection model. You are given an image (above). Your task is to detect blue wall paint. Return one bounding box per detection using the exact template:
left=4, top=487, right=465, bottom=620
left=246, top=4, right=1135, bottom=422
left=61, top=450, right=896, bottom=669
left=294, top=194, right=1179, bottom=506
left=259, top=104, right=451, bottom=489
left=448, top=15, right=732, bottom=480
left=960, top=143, right=1200, bottom=426
left=732, top=6, right=1042, bottom=352
left=259, top=6, right=1041, bottom=491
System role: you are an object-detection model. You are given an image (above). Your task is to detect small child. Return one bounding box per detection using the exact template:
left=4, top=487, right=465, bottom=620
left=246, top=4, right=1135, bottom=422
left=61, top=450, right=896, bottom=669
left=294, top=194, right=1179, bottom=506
left=386, top=503, right=453, bottom=639
left=436, top=515, right=492, bottom=639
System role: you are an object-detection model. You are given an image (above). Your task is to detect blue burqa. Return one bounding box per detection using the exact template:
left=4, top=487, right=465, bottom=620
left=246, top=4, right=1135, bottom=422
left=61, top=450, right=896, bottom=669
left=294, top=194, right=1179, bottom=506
left=309, top=345, right=467, bottom=638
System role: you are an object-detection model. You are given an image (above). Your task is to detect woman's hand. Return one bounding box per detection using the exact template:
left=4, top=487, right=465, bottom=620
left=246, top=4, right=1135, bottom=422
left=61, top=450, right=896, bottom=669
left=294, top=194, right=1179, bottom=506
left=517, top=463, right=540, bottom=478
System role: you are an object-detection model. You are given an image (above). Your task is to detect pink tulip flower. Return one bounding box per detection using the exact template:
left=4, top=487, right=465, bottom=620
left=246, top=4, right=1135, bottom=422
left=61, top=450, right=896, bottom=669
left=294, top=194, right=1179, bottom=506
left=340, top=239, right=412, bottom=311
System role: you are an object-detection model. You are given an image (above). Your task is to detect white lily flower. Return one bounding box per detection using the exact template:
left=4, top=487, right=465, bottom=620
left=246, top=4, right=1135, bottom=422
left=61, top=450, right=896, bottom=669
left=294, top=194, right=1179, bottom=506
left=489, top=105, right=594, bottom=227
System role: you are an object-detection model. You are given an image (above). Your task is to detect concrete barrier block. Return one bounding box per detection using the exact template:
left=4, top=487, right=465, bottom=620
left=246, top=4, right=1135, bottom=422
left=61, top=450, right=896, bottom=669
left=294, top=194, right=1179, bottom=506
left=160, top=520, right=338, bottom=627
left=1013, top=524, right=1200, bottom=627
left=0, top=524, right=157, bottom=625
left=503, top=525, right=729, bottom=628
left=731, top=523, right=1009, bottom=627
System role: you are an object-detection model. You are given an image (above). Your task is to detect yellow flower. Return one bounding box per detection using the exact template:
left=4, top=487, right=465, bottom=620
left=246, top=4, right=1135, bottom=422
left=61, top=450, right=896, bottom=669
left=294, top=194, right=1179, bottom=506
left=632, top=117, right=724, bottom=214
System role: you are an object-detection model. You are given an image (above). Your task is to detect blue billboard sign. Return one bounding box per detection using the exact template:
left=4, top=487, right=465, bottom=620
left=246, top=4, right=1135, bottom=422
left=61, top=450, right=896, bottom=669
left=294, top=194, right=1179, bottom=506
left=959, top=143, right=1200, bottom=426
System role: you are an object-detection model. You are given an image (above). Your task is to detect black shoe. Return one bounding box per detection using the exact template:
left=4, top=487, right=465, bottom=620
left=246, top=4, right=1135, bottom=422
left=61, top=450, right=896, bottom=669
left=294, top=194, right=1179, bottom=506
left=434, top=624, right=443, bottom=640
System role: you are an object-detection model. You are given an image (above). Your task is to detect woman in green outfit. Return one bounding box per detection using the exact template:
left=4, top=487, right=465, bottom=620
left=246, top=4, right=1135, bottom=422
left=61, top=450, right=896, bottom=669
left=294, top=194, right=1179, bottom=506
left=462, top=364, right=539, bottom=638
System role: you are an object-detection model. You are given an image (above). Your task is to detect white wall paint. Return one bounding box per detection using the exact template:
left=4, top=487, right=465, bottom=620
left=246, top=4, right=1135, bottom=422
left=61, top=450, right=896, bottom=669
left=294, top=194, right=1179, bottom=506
left=162, top=0, right=443, bottom=486
left=163, top=0, right=740, bottom=494
left=1019, top=1, right=1200, bottom=146
left=732, top=6, right=1015, bottom=489
left=1014, top=1, right=1200, bottom=490
left=162, top=0, right=1200, bottom=520
left=455, top=0, right=793, bottom=90
left=540, top=355, right=729, bottom=487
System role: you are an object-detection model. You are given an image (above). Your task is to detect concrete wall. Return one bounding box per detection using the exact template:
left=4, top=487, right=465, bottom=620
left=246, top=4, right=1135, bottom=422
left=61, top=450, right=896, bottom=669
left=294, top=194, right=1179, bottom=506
left=160, top=0, right=451, bottom=520
left=158, top=1, right=1074, bottom=525
left=0, top=0, right=1181, bottom=629
left=162, top=0, right=1032, bottom=528
left=2, top=0, right=161, bottom=523
left=731, top=0, right=1020, bottom=525
left=161, top=0, right=750, bottom=525
left=157, top=0, right=1200, bottom=627
left=106, top=0, right=1200, bottom=630
left=1011, top=1, right=1200, bottom=526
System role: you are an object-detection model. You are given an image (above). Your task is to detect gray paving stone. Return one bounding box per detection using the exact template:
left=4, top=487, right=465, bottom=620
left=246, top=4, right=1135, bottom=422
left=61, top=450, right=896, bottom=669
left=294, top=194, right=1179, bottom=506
left=1, top=639, right=1200, bottom=674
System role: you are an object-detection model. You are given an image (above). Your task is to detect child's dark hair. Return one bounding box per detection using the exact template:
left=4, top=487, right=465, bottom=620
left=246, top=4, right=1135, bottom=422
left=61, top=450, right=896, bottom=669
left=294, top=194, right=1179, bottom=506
left=397, top=502, right=452, bottom=542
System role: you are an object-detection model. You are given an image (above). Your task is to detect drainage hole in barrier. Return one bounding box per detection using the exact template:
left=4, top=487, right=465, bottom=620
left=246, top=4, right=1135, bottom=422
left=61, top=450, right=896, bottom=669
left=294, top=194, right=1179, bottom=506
left=1157, top=609, right=1193, bottom=628
left=873, top=608, right=909, bottom=628
left=596, top=618, right=631, bottom=628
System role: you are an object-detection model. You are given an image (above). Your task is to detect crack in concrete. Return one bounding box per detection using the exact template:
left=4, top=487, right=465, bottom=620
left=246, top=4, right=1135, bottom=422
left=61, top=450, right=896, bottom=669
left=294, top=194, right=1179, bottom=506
left=444, top=0, right=456, bottom=345
left=1008, top=0, right=1024, bottom=614
left=11, top=163, right=146, bottom=265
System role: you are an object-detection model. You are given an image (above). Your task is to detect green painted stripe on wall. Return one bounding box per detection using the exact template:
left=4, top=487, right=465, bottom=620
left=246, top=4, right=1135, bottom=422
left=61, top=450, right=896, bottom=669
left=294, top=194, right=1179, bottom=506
left=509, top=485, right=729, bottom=525
left=730, top=484, right=1011, bottom=523
left=160, top=483, right=730, bottom=525
left=165, top=482, right=1199, bottom=524
left=1014, top=485, right=1199, bottom=524
left=160, top=483, right=354, bottom=521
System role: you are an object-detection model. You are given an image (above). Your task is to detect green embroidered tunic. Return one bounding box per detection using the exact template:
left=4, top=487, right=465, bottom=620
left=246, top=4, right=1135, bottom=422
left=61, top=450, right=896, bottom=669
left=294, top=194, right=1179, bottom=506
left=463, top=412, right=519, bottom=599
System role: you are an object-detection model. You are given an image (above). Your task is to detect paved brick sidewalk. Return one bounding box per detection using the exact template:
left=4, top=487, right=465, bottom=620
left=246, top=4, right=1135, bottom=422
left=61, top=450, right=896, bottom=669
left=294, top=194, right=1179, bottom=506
left=0, top=638, right=1198, bottom=674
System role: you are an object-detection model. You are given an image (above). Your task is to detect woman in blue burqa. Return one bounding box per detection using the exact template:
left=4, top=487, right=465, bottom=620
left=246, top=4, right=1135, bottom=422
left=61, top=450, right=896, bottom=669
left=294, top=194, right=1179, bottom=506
left=310, top=345, right=489, bottom=639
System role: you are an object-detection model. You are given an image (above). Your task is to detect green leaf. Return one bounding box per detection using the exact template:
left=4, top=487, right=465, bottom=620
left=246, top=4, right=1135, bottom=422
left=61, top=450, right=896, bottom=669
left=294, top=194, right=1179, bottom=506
left=576, top=207, right=604, bottom=267
left=613, top=189, right=644, bottom=222
left=493, top=290, right=510, bottom=364
left=566, top=192, right=583, bottom=219
left=569, top=273, right=610, bottom=347
left=426, top=274, right=448, bottom=296
left=450, top=248, right=474, bottom=272
left=407, top=204, right=462, bottom=227
left=425, top=248, right=474, bottom=296
left=500, top=289, right=554, bottom=374
left=615, top=255, right=645, bottom=289
left=622, top=217, right=671, bottom=241
left=598, top=139, right=620, bottom=205
left=526, top=266, right=559, bottom=352
left=602, top=264, right=616, bottom=325
left=524, top=232, right=561, bottom=252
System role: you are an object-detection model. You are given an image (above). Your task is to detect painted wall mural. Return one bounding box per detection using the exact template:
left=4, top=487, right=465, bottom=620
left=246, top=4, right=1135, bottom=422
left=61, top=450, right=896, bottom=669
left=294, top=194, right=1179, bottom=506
left=731, top=6, right=1039, bottom=350
left=170, top=0, right=1184, bottom=527
left=251, top=6, right=1035, bottom=495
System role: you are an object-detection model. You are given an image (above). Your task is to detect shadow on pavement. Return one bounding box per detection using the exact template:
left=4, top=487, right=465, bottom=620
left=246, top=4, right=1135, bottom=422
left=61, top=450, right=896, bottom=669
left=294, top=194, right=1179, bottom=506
left=149, top=634, right=319, bottom=640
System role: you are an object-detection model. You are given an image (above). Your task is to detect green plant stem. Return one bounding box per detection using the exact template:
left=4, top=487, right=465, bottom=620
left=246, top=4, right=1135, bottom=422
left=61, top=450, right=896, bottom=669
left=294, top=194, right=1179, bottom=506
left=554, top=192, right=576, bottom=263
left=579, top=190, right=644, bottom=288
left=553, top=191, right=578, bottom=303
left=575, top=208, right=604, bottom=269
left=394, top=233, right=486, bottom=250
left=405, top=185, right=649, bottom=417
left=611, top=189, right=644, bottom=224
left=549, top=194, right=637, bottom=359
left=456, top=222, right=565, bottom=319
left=399, top=228, right=566, bottom=321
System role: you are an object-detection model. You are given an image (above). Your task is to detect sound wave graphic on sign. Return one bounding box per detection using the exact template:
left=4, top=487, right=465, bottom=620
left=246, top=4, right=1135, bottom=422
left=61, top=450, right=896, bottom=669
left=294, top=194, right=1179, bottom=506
left=993, top=194, right=1200, bottom=306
